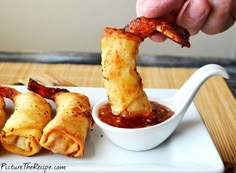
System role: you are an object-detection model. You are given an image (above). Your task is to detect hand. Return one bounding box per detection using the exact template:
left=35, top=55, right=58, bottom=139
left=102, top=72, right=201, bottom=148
left=136, top=0, right=236, bottom=42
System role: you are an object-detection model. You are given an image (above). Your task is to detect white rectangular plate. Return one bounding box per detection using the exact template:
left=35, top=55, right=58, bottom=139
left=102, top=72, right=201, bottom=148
left=0, top=86, right=224, bottom=173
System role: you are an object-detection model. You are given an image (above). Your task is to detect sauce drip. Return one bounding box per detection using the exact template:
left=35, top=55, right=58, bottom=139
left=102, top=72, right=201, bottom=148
left=98, top=101, right=174, bottom=128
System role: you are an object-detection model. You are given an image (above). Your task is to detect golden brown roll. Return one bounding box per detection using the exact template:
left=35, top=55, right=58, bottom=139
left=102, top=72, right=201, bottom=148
left=0, top=97, right=6, bottom=130
left=39, top=92, right=91, bottom=157
left=0, top=87, right=52, bottom=156
left=101, top=28, right=151, bottom=116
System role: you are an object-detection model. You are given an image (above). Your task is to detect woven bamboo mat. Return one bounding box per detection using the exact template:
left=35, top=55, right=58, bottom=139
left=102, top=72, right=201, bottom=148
left=0, top=62, right=236, bottom=169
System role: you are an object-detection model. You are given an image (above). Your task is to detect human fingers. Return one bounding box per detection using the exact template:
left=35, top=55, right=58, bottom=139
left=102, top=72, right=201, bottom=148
left=201, top=0, right=236, bottom=34
left=177, top=0, right=211, bottom=35
left=136, top=0, right=185, bottom=42
left=149, top=34, right=167, bottom=42
left=136, top=0, right=184, bottom=18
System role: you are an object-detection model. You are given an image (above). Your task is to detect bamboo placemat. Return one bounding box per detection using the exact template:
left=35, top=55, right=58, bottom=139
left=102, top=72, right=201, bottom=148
left=0, top=62, right=235, bottom=169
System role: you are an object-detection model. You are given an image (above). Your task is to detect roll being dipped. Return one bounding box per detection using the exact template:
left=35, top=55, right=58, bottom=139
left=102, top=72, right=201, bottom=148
left=0, top=86, right=52, bottom=156
left=28, top=79, right=92, bottom=158
left=101, top=28, right=152, bottom=117
left=101, top=17, right=190, bottom=117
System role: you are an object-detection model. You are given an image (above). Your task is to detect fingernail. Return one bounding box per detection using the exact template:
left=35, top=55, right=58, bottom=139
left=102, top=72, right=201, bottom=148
left=188, top=1, right=208, bottom=19
left=137, top=0, right=172, bottom=17
left=141, top=0, right=159, bottom=9
left=137, top=0, right=159, bottom=17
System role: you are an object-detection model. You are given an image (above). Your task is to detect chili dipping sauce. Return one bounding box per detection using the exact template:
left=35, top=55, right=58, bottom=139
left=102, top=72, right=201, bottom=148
left=98, top=101, right=174, bottom=128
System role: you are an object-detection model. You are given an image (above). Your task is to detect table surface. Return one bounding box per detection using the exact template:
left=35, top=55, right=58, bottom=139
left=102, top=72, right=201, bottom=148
left=0, top=62, right=235, bottom=171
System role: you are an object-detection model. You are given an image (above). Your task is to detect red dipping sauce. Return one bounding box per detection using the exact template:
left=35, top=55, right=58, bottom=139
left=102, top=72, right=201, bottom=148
left=98, top=101, right=174, bottom=128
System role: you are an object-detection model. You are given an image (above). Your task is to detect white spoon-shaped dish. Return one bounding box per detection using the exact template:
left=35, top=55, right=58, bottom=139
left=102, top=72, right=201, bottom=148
left=92, top=64, right=229, bottom=151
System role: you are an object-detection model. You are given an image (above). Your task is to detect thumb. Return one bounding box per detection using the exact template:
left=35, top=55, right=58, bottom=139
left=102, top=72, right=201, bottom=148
left=136, top=0, right=183, bottom=18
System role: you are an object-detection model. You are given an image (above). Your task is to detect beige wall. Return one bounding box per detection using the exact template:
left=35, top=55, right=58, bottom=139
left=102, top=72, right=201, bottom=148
left=0, top=0, right=235, bottom=59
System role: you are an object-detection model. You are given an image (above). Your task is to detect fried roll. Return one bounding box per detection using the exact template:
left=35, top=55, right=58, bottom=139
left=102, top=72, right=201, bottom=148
left=0, top=97, right=6, bottom=130
left=39, top=92, right=91, bottom=158
left=101, top=28, right=151, bottom=116
left=0, top=89, right=52, bottom=156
